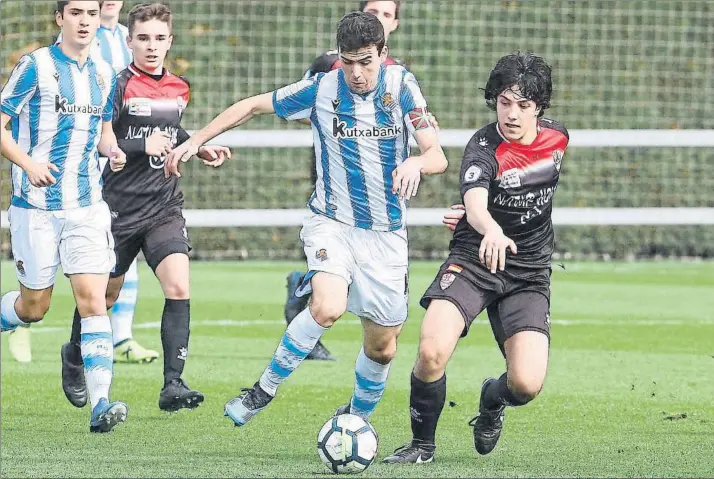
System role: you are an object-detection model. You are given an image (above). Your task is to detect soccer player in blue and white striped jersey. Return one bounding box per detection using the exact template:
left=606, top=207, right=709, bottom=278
left=0, top=0, right=128, bottom=433
left=56, top=1, right=156, bottom=367
left=167, top=12, right=448, bottom=427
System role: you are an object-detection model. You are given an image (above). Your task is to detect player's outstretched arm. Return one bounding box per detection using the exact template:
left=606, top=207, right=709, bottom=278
left=391, top=128, right=447, bottom=199
left=165, top=92, right=274, bottom=177
left=464, top=188, right=517, bottom=273
left=0, top=113, right=58, bottom=187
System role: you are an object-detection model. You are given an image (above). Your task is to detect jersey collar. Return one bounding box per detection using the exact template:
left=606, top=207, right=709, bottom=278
left=50, top=44, right=94, bottom=70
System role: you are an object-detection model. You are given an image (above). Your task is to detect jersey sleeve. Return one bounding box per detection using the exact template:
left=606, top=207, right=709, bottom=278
left=102, top=71, right=117, bottom=122
left=302, top=52, right=338, bottom=79
left=398, top=70, right=434, bottom=136
left=460, top=134, right=498, bottom=200
left=272, top=75, right=321, bottom=121
left=1, top=55, right=38, bottom=118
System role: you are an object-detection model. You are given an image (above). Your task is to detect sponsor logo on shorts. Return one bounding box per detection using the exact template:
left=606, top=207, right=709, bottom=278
left=315, top=248, right=328, bottom=262
left=439, top=272, right=456, bottom=290
left=15, top=260, right=25, bottom=276
left=447, top=264, right=463, bottom=273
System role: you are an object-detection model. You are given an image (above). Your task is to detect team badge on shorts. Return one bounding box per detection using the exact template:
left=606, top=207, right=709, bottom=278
left=315, top=248, right=328, bottom=262
left=440, top=273, right=456, bottom=290
left=15, top=260, right=25, bottom=276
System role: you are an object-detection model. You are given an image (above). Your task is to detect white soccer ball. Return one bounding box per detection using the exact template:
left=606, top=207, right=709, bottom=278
left=317, top=413, right=379, bottom=474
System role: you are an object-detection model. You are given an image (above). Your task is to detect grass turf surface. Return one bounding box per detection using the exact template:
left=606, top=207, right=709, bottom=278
left=2, top=260, right=713, bottom=478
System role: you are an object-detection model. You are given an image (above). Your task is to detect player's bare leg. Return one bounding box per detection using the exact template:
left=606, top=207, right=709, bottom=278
left=69, top=273, right=127, bottom=433
left=154, top=253, right=204, bottom=412
left=384, top=299, right=464, bottom=464
left=471, top=330, right=549, bottom=455
left=2, top=285, right=54, bottom=363
left=335, top=318, right=401, bottom=420
left=225, top=272, right=345, bottom=426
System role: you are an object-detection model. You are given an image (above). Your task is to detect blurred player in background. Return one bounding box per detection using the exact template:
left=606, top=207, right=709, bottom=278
left=166, top=12, right=447, bottom=427
left=8, top=0, right=158, bottom=366
left=60, top=2, right=230, bottom=412
left=384, top=51, right=569, bottom=463
left=1, top=0, right=128, bottom=433
left=284, top=0, right=403, bottom=362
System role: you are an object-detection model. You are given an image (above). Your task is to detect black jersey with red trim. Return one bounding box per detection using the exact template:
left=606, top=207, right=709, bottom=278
left=303, top=50, right=401, bottom=79
left=103, top=64, right=191, bottom=228
left=451, top=119, right=570, bottom=270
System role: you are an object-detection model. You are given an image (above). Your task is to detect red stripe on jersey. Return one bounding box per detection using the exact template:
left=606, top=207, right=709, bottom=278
left=123, top=71, right=190, bottom=104
left=494, top=127, right=568, bottom=177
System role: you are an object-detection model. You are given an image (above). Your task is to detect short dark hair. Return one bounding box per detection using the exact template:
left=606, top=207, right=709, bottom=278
left=127, top=3, right=173, bottom=36
left=358, top=1, right=401, bottom=20
left=484, top=51, right=553, bottom=117
left=56, top=1, right=103, bottom=15
left=336, top=12, right=386, bottom=55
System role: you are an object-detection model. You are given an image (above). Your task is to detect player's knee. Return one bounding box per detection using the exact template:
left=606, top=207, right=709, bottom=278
left=415, top=343, right=448, bottom=378
left=74, top=291, right=108, bottom=317
left=309, top=297, right=345, bottom=327
left=364, top=341, right=397, bottom=365
left=17, top=295, right=51, bottom=323
left=161, top=281, right=189, bottom=300
left=508, top=374, right=544, bottom=404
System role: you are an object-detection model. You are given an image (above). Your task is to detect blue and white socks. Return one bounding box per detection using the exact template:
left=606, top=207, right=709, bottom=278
left=80, top=315, right=114, bottom=409
left=349, top=347, right=391, bottom=419
left=1, top=291, right=25, bottom=332
left=258, top=307, right=327, bottom=396
left=110, top=259, right=139, bottom=346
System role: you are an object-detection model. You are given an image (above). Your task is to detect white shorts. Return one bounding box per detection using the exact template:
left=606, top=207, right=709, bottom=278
left=8, top=201, right=116, bottom=290
left=297, top=214, right=409, bottom=327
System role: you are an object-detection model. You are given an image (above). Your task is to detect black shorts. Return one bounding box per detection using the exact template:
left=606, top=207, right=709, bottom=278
left=420, top=254, right=551, bottom=355
left=110, top=208, right=191, bottom=278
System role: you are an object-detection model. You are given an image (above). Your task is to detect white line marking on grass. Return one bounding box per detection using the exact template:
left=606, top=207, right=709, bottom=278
left=21, top=317, right=713, bottom=334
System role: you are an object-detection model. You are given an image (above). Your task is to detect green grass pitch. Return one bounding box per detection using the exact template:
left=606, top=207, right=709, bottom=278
left=2, top=260, right=713, bottom=478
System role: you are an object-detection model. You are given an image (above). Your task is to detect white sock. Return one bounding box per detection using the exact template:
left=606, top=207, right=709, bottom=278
left=1, top=291, right=26, bottom=332
left=80, top=315, right=114, bottom=409
left=349, top=348, right=391, bottom=419
left=110, top=259, right=138, bottom=345
left=258, top=307, right=327, bottom=396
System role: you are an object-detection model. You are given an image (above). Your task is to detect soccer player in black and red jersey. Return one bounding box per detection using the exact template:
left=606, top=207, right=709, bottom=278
left=384, top=51, right=569, bottom=463
left=60, top=2, right=231, bottom=412
left=284, top=1, right=402, bottom=361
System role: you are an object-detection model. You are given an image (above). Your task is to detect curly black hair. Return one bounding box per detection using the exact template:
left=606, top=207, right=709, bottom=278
left=484, top=51, right=553, bottom=117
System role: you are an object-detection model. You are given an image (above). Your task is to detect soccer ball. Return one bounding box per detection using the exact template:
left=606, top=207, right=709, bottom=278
left=317, top=413, right=379, bottom=474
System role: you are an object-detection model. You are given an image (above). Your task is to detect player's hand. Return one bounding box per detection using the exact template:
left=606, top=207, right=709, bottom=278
left=145, top=130, right=173, bottom=157
left=427, top=112, right=440, bottom=133
left=26, top=162, right=59, bottom=187
left=165, top=140, right=199, bottom=178
left=442, top=204, right=465, bottom=231
left=198, top=145, right=232, bottom=168
left=108, top=146, right=127, bottom=172
left=479, top=225, right=517, bottom=274
left=392, top=157, right=424, bottom=199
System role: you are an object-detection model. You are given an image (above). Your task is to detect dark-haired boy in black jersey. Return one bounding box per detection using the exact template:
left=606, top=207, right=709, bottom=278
left=60, top=3, right=231, bottom=413
left=385, top=51, right=569, bottom=463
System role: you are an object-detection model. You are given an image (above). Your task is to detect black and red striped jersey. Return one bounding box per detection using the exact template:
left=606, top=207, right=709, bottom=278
left=451, top=119, right=570, bottom=270
left=103, top=64, right=191, bottom=227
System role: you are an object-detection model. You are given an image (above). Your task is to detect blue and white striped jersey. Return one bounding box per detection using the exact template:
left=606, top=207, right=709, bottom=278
left=273, top=65, right=433, bottom=231
left=1, top=45, right=116, bottom=210
left=57, top=23, right=132, bottom=73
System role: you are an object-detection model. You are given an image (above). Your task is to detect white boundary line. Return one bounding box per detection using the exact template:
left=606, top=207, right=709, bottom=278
left=16, top=317, right=713, bottom=335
